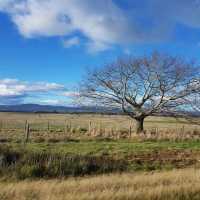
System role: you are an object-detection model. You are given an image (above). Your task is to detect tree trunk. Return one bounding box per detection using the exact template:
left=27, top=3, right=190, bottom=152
left=135, top=118, right=144, bottom=134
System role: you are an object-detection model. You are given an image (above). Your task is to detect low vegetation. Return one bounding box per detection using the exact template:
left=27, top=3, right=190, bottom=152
left=0, top=145, right=127, bottom=180
left=1, top=139, right=200, bottom=179
left=0, top=113, right=200, bottom=199
left=1, top=168, right=200, bottom=200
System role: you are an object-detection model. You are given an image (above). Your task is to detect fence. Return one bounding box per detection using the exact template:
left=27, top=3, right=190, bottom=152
left=0, top=119, right=200, bottom=142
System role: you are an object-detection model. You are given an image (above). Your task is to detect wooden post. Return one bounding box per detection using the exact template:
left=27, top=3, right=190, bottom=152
left=25, top=122, right=30, bottom=143
left=116, top=127, right=120, bottom=139
left=156, top=127, right=158, bottom=135
left=88, top=121, right=92, bottom=135
left=111, top=127, right=114, bottom=137
left=129, top=125, right=132, bottom=138
left=69, top=121, right=72, bottom=133
left=180, top=125, right=185, bottom=138
left=98, top=123, right=102, bottom=136
left=24, top=120, right=27, bottom=133
left=64, top=120, right=67, bottom=134
left=0, top=120, right=3, bottom=133
left=103, top=128, right=106, bottom=138
left=47, top=120, right=50, bottom=133
left=182, top=125, right=185, bottom=134
left=70, top=123, right=74, bottom=135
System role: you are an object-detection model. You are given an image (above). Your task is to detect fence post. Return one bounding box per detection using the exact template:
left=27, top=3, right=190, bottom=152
left=24, top=122, right=30, bottom=143
left=156, top=127, right=158, bottom=135
left=24, top=120, right=27, bottom=133
left=69, top=121, right=72, bottom=133
left=182, top=125, right=185, bottom=134
left=98, top=123, right=102, bottom=136
left=70, top=122, right=74, bottom=135
left=111, top=127, right=114, bottom=137
left=129, top=125, right=132, bottom=138
left=64, top=120, right=67, bottom=134
left=88, top=121, right=92, bottom=135
left=47, top=120, right=50, bottom=134
left=0, top=120, right=2, bottom=133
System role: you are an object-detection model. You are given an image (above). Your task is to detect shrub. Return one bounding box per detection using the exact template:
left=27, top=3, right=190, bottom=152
left=0, top=138, right=10, bottom=143
left=16, top=165, right=45, bottom=179
left=0, top=146, right=128, bottom=179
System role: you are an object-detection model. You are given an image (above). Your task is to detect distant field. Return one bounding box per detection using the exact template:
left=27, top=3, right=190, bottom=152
left=0, top=112, right=199, bottom=142
left=0, top=112, right=197, bottom=129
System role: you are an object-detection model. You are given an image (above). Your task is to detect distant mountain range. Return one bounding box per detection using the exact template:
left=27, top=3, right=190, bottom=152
left=0, top=104, right=120, bottom=114
left=0, top=104, right=199, bottom=117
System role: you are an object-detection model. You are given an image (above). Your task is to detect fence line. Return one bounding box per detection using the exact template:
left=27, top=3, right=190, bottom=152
left=0, top=119, right=199, bottom=141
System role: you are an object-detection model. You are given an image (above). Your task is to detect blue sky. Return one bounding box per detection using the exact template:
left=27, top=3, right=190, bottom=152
left=0, top=0, right=200, bottom=105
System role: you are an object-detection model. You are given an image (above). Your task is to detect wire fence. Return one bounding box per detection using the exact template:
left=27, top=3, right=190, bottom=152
left=0, top=118, right=200, bottom=142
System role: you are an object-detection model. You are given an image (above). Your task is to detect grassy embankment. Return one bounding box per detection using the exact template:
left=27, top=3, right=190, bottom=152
left=1, top=168, right=200, bottom=200
left=1, top=139, right=200, bottom=179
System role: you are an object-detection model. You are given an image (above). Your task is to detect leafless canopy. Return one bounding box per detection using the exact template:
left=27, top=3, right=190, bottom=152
left=79, top=52, right=200, bottom=133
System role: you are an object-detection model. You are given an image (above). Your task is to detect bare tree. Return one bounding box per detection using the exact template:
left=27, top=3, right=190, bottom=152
left=192, top=93, right=200, bottom=112
left=79, top=52, right=200, bottom=134
left=187, top=91, right=200, bottom=121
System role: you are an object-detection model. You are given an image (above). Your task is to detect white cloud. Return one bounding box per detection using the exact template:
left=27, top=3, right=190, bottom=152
left=1, top=0, right=200, bottom=52
left=62, top=91, right=79, bottom=97
left=0, top=0, right=138, bottom=52
left=1, top=0, right=73, bottom=37
left=0, top=79, right=64, bottom=97
left=86, top=41, right=111, bottom=53
left=62, top=37, right=80, bottom=48
left=0, top=78, right=66, bottom=104
left=37, top=99, right=68, bottom=106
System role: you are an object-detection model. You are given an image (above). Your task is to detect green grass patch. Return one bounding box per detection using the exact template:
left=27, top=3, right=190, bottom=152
left=4, top=139, right=200, bottom=156
left=1, top=140, right=200, bottom=179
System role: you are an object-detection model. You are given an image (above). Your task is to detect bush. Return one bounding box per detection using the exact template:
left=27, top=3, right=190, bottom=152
left=16, top=165, right=45, bottom=179
left=0, top=146, right=128, bottom=179
left=0, top=138, right=10, bottom=143
left=0, top=147, right=20, bottom=167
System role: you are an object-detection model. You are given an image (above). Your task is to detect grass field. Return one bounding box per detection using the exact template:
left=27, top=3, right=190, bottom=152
left=0, top=112, right=198, bottom=130
left=1, top=168, right=200, bottom=200
left=0, top=112, right=200, bottom=199
left=0, top=112, right=199, bottom=142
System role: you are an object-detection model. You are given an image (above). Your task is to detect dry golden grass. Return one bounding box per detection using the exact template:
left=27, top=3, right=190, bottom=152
left=0, top=112, right=199, bottom=142
left=1, top=168, right=200, bottom=200
left=0, top=112, right=198, bottom=130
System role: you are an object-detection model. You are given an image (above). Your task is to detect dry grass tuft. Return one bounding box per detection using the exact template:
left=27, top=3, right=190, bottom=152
left=1, top=168, right=200, bottom=200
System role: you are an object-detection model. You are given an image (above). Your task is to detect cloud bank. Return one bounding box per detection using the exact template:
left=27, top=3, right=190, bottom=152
left=0, top=78, right=66, bottom=104
left=1, top=0, right=200, bottom=52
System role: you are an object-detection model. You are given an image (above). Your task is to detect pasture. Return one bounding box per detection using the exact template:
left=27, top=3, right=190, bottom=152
left=1, top=168, right=200, bottom=200
left=0, top=112, right=199, bottom=142
left=0, top=112, right=200, bottom=200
